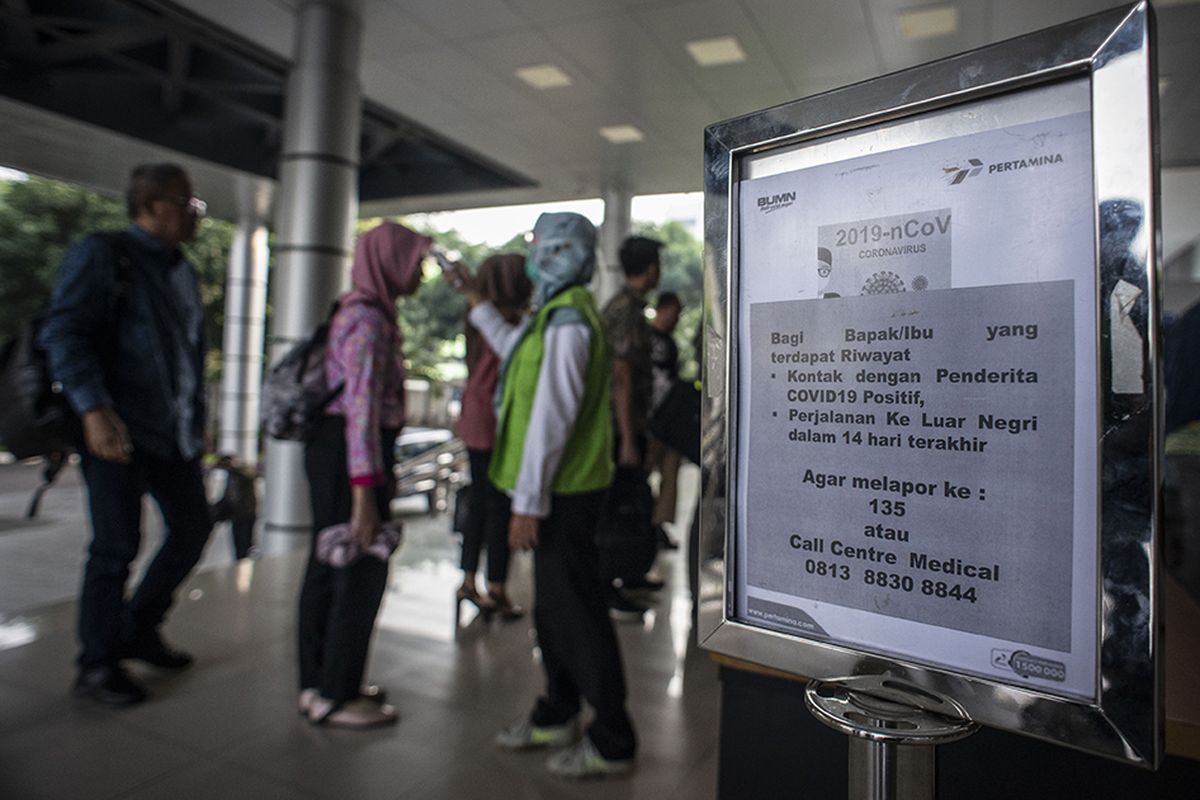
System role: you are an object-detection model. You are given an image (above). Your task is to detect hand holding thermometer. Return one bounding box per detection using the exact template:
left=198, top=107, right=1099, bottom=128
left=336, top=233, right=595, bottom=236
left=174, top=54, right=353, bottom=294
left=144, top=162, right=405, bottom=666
left=431, top=247, right=465, bottom=288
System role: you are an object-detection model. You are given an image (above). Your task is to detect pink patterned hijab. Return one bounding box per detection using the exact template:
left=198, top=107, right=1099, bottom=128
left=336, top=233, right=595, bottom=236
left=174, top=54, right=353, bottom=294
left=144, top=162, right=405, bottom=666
left=342, top=221, right=432, bottom=321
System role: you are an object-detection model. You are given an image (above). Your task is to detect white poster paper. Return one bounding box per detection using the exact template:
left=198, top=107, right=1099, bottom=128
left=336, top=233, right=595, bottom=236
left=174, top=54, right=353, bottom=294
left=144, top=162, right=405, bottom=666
left=733, top=82, right=1098, bottom=699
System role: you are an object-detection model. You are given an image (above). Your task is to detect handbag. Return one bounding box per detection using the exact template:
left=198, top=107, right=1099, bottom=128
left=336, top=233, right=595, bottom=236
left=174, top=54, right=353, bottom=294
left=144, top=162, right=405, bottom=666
left=315, top=522, right=403, bottom=567
left=452, top=483, right=473, bottom=535
left=649, top=380, right=701, bottom=464
left=595, top=466, right=657, bottom=583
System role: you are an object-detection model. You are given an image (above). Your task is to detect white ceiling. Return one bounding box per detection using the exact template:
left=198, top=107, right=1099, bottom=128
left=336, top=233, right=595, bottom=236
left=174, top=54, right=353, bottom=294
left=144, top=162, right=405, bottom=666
left=157, top=0, right=1199, bottom=216
left=3, top=0, right=1197, bottom=221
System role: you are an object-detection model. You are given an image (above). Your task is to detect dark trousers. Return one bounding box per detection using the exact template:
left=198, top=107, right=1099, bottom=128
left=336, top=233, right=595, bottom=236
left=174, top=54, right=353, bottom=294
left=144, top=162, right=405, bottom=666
left=229, top=517, right=254, bottom=560
left=459, top=448, right=511, bottom=583
left=529, top=490, right=637, bottom=760
left=77, top=449, right=212, bottom=669
left=211, top=513, right=255, bottom=560
left=298, top=416, right=396, bottom=703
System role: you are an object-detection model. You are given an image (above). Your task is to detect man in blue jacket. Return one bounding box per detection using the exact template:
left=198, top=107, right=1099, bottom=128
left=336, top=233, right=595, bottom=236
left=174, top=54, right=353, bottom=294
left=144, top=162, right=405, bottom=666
left=40, top=163, right=211, bottom=706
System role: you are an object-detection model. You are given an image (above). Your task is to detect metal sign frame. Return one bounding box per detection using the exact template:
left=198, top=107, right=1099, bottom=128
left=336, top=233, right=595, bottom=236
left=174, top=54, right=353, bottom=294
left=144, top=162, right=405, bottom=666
left=699, top=3, right=1160, bottom=767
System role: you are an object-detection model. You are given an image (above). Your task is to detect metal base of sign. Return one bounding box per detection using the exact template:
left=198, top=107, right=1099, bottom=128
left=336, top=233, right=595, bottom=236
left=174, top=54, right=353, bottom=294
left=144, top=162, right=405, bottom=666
left=805, top=676, right=979, bottom=800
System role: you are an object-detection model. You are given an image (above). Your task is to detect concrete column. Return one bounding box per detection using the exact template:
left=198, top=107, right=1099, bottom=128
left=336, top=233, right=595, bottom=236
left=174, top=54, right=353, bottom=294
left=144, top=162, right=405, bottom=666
left=217, top=177, right=272, bottom=466
left=263, top=0, right=362, bottom=532
left=597, top=184, right=632, bottom=306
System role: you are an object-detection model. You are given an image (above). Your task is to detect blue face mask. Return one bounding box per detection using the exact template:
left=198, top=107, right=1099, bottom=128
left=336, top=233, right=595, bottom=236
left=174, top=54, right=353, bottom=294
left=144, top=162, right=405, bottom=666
left=527, top=212, right=596, bottom=308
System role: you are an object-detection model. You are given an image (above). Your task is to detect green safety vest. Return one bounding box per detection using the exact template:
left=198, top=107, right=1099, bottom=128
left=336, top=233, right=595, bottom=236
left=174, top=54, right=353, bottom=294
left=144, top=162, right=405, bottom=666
left=490, top=285, right=614, bottom=495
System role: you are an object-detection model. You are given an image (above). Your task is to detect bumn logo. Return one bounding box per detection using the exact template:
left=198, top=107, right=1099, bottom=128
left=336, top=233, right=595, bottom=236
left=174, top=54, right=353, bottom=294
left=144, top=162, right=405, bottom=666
left=757, top=191, right=796, bottom=214
left=945, top=158, right=983, bottom=185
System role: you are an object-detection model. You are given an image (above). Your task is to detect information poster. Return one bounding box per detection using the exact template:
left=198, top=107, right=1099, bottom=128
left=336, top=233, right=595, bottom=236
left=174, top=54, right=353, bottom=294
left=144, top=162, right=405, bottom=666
left=734, top=81, right=1099, bottom=699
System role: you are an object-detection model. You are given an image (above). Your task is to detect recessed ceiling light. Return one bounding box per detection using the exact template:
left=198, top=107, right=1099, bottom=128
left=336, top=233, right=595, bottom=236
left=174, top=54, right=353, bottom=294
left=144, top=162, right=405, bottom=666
left=896, top=5, right=960, bottom=40
left=686, top=35, right=746, bottom=67
left=515, top=63, right=572, bottom=90
left=600, top=125, right=644, bottom=144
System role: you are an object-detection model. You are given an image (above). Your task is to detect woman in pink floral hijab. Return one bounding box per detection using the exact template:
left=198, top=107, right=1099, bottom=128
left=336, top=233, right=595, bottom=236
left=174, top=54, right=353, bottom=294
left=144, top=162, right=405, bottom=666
left=298, top=221, right=431, bottom=729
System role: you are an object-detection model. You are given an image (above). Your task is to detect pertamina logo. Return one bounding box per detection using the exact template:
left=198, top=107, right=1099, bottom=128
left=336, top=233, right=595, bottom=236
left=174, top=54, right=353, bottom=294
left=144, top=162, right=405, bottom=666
left=757, top=191, right=795, bottom=214
left=944, top=158, right=983, bottom=185
left=945, top=153, right=1066, bottom=186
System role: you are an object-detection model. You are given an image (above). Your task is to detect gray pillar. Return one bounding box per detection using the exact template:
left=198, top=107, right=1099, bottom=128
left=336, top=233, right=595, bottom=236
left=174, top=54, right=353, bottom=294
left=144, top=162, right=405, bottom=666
left=597, top=184, right=632, bottom=306
left=263, top=0, right=362, bottom=532
left=217, top=177, right=272, bottom=466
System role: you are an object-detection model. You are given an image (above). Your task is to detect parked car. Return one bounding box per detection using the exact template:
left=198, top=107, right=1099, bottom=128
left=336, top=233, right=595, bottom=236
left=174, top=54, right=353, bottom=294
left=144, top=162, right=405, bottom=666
left=393, top=426, right=467, bottom=513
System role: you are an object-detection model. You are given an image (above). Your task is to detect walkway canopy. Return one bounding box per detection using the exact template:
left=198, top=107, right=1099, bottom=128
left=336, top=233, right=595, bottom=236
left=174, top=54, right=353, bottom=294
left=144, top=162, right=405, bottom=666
left=4, top=0, right=1199, bottom=220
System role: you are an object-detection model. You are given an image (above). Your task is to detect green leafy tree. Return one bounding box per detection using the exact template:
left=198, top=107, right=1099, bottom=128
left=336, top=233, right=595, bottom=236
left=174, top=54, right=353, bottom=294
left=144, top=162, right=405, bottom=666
left=498, top=231, right=532, bottom=255
left=0, top=173, right=233, bottom=382
left=187, top=219, right=235, bottom=382
left=0, top=176, right=126, bottom=339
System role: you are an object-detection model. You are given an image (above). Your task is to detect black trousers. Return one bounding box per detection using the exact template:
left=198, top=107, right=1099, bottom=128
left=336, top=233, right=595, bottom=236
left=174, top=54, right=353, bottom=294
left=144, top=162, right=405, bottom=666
left=211, top=513, right=255, bottom=560
left=459, top=448, right=512, bottom=582
left=529, top=490, right=637, bottom=760
left=298, top=416, right=396, bottom=704
left=77, top=449, right=212, bottom=669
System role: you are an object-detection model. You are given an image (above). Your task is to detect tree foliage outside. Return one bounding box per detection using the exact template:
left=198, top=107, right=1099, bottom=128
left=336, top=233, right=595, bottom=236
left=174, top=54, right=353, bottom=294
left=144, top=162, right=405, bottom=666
left=0, top=176, right=126, bottom=340
left=1, top=174, right=707, bottom=388
left=0, top=174, right=234, bottom=383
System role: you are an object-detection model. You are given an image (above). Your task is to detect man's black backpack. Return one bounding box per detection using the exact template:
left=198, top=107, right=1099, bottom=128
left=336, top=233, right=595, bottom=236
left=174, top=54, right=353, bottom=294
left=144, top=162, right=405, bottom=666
left=0, top=316, right=77, bottom=461
left=260, top=304, right=344, bottom=442
left=0, top=233, right=132, bottom=516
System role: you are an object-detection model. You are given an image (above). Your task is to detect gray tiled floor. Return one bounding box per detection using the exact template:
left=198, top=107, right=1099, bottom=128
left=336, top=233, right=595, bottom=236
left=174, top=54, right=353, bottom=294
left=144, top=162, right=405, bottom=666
left=0, top=461, right=719, bottom=800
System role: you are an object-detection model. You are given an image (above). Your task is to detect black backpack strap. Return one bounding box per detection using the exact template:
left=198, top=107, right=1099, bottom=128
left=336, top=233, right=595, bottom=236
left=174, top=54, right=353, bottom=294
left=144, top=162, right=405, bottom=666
left=25, top=451, right=66, bottom=519
left=102, top=231, right=134, bottom=319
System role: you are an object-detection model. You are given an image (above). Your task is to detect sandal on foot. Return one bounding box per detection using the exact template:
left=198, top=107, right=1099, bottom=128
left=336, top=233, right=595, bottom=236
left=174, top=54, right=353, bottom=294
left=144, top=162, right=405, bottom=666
left=308, top=697, right=398, bottom=729
left=298, top=688, right=319, bottom=716
left=455, top=586, right=494, bottom=624
left=360, top=684, right=388, bottom=704
left=488, top=591, right=525, bottom=621
left=301, top=685, right=386, bottom=715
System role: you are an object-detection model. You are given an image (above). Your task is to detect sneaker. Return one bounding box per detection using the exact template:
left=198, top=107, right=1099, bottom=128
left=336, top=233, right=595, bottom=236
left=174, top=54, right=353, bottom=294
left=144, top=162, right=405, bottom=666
left=494, top=716, right=580, bottom=750
left=73, top=665, right=148, bottom=706
left=545, top=737, right=633, bottom=779
left=608, top=591, right=647, bottom=622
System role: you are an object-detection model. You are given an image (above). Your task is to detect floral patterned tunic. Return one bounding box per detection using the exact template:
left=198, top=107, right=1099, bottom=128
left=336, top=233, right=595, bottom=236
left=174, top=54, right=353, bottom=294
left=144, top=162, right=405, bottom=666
left=324, top=301, right=406, bottom=486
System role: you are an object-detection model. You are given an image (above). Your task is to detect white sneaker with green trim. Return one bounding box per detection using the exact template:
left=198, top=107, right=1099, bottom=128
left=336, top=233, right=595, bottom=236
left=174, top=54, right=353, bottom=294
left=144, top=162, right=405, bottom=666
left=494, top=716, right=580, bottom=750
left=545, top=737, right=634, bottom=779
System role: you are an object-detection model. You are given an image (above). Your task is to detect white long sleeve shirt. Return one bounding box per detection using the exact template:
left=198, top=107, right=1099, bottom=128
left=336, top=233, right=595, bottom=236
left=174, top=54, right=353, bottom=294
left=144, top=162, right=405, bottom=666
left=469, top=303, right=591, bottom=518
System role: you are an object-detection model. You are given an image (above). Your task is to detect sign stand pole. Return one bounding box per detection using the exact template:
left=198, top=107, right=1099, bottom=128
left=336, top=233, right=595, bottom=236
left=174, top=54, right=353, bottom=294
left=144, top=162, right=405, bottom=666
left=805, top=676, right=978, bottom=800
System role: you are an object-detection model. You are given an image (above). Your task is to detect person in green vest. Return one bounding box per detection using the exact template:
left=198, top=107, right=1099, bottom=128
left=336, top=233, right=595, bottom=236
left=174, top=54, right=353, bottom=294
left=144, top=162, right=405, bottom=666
left=444, top=211, right=637, bottom=779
